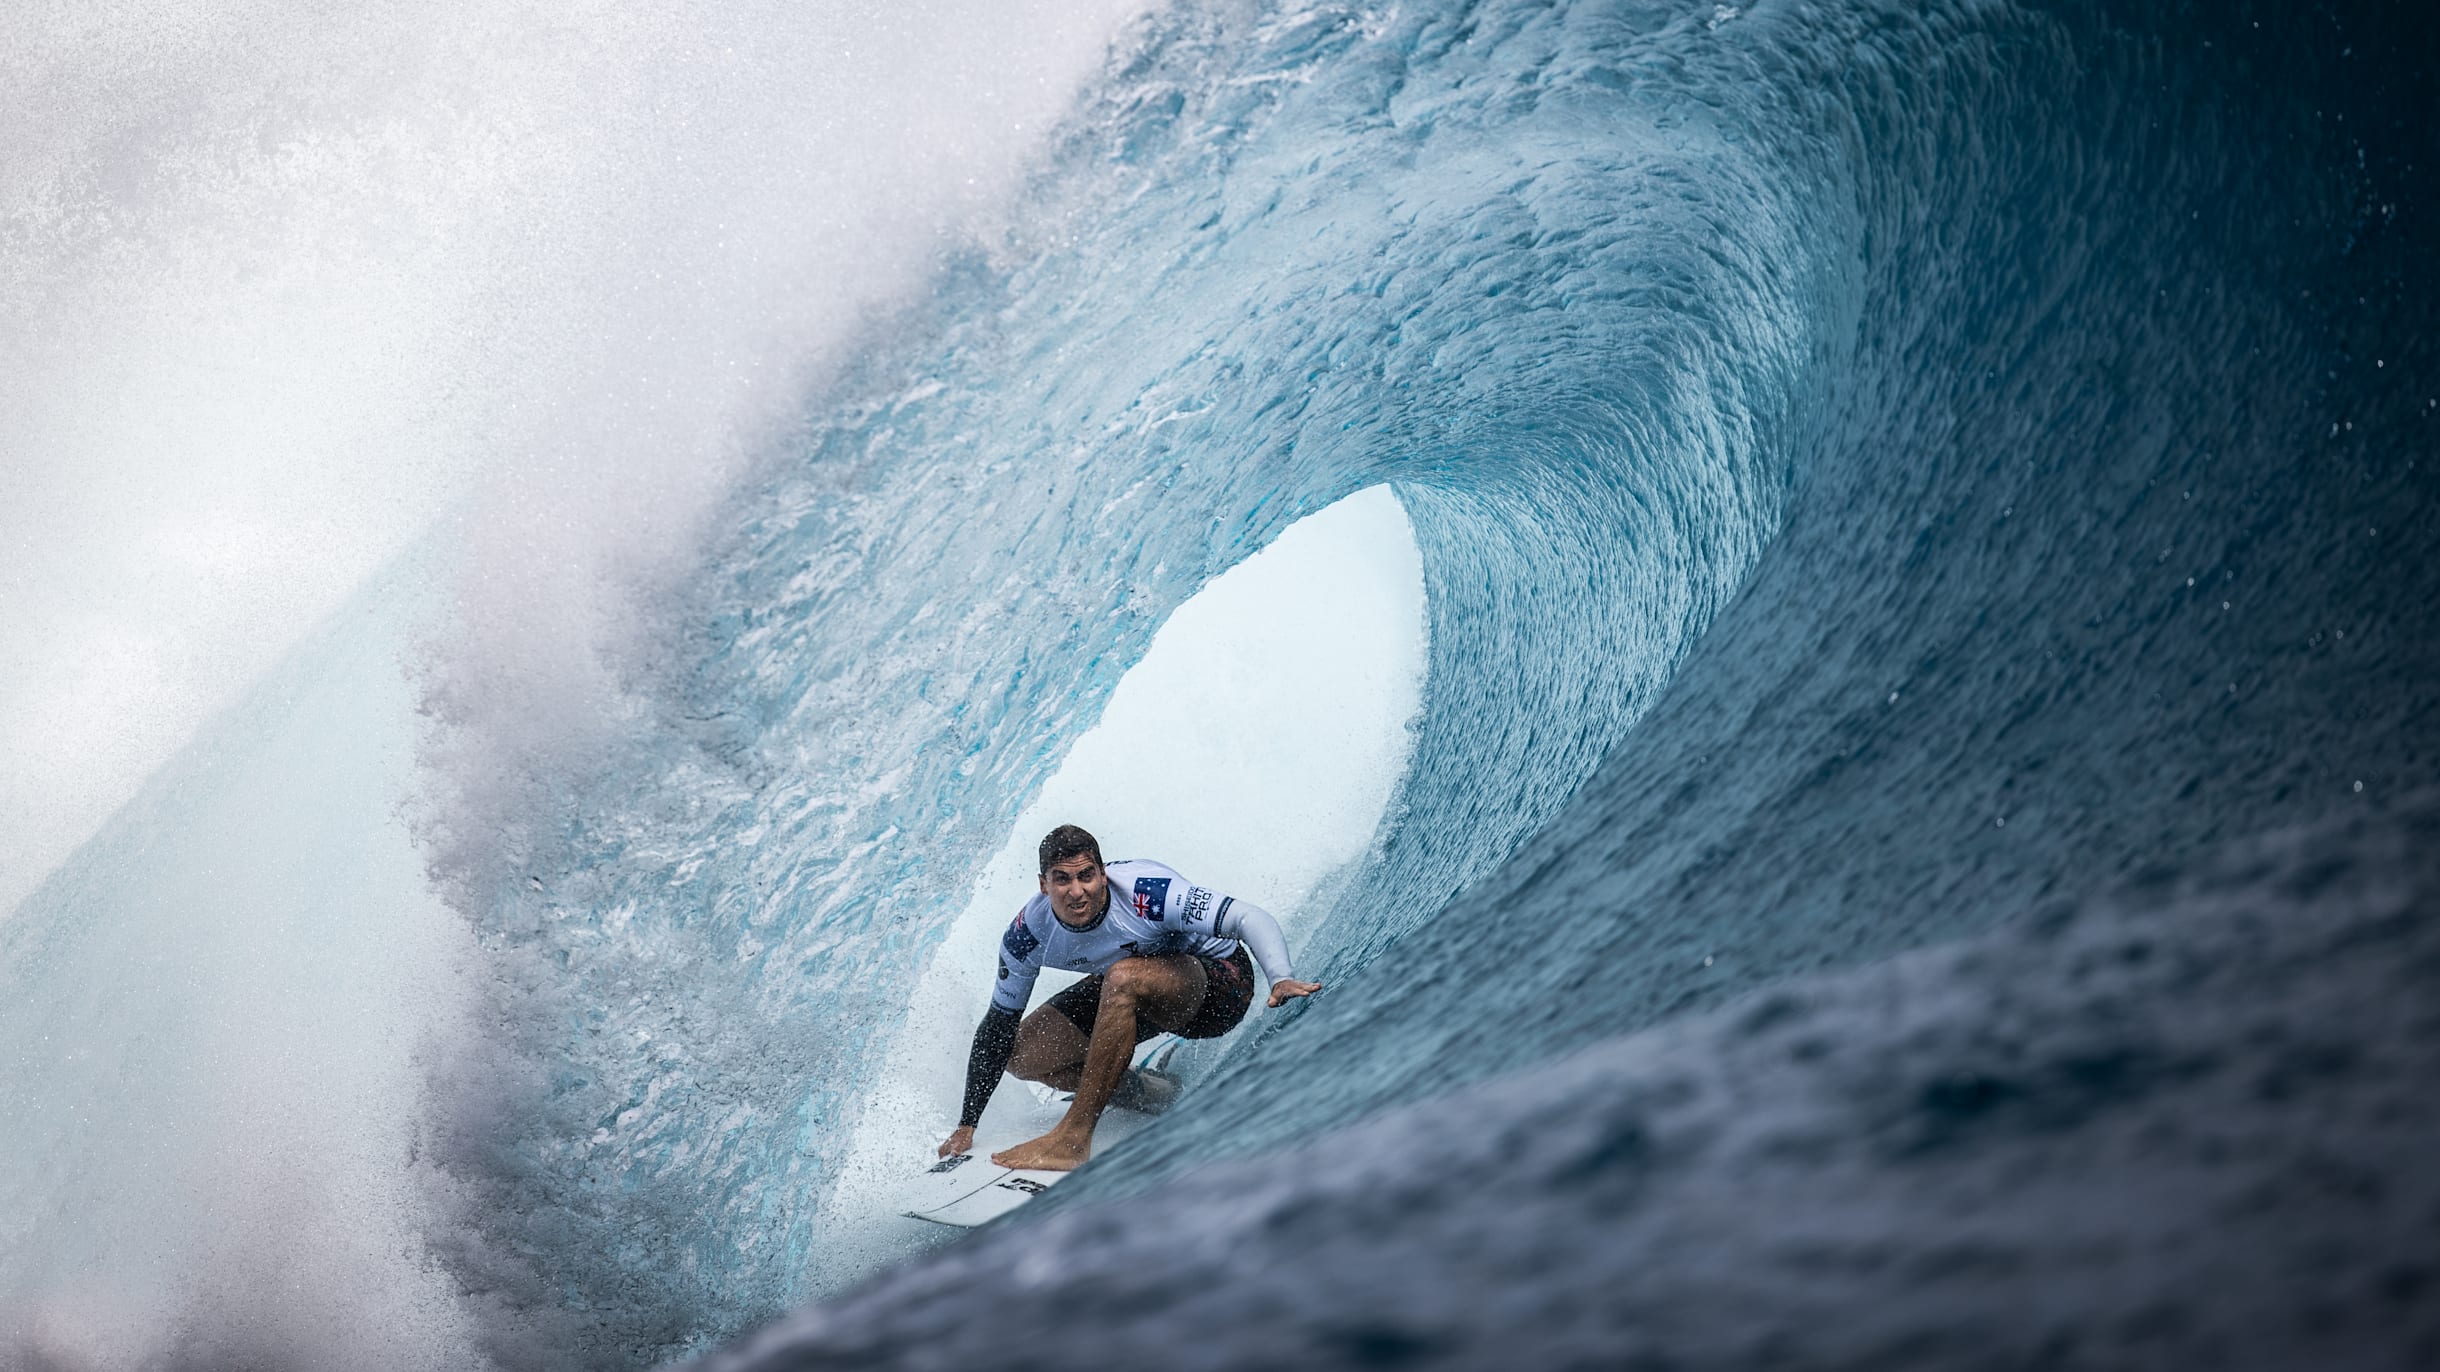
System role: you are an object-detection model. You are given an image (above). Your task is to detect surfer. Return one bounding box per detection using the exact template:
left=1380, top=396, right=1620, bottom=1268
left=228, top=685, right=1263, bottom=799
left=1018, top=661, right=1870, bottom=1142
left=938, top=824, right=1321, bottom=1171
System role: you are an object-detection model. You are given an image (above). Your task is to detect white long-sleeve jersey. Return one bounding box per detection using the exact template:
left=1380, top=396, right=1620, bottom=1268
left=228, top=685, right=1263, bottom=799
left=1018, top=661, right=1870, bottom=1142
left=989, top=858, right=1295, bottom=1013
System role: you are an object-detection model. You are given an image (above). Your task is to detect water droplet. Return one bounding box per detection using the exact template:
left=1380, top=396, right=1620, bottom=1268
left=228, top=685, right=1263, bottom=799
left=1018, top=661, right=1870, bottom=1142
left=2354, top=780, right=2364, bottom=793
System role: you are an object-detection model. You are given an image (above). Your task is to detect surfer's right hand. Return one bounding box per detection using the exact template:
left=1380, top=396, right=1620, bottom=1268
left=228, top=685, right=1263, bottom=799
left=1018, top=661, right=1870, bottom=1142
left=1267, top=977, right=1323, bottom=1008
left=939, top=1125, right=975, bottom=1159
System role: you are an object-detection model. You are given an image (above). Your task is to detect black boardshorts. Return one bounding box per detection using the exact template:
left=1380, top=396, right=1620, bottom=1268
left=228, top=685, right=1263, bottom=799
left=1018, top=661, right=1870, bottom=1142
left=1046, top=944, right=1256, bottom=1043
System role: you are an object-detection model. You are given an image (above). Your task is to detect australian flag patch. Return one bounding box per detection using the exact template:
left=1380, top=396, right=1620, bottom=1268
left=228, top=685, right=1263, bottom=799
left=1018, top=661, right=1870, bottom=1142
left=1131, top=876, right=1172, bottom=921
left=1002, top=912, right=1040, bottom=961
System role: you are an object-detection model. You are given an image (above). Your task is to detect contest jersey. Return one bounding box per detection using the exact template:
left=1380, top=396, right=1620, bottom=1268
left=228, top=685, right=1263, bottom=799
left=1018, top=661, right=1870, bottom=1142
left=990, top=859, right=1245, bottom=1013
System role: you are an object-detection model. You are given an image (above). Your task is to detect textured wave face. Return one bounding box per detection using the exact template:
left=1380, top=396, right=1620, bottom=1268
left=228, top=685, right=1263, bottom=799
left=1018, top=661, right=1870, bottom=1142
left=418, top=1, right=1829, bottom=1358
left=333, top=0, right=2440, bottom=1366
left=1056, top=0, right=2440, bottom=1189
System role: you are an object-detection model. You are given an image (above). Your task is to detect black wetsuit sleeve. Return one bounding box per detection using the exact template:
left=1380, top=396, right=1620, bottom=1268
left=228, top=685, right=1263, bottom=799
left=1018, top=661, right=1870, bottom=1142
left=959, top=1004, right=1024, bottom=1129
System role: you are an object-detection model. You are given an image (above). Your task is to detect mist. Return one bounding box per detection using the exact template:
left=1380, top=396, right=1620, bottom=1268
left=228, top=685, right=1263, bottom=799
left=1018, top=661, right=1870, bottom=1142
left=1, top=0, right=1153, bottom=914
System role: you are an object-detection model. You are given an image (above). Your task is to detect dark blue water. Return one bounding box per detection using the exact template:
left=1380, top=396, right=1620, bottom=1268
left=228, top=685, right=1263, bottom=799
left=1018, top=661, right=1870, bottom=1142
left=1070, top=0, right=2440, bottom=1179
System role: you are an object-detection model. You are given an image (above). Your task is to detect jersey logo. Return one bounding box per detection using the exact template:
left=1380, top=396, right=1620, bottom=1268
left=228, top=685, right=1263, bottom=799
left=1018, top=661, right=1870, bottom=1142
left=1182, top=886, right=1213, bottom=925
left=1002, top=914, right=1040, bottom=961
left=1132, top=876, right=1172, bottom=921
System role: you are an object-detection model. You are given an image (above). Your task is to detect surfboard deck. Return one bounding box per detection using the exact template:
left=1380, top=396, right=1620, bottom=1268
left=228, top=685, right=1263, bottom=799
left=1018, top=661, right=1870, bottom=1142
left=899, top=1152, right=1067, bottom=1227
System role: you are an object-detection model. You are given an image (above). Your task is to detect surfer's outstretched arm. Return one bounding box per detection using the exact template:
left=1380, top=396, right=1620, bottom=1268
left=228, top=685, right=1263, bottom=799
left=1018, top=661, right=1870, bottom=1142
left=1211, top=899, right=1323, bottom=1007
left=940, top=1005, right=1022, bottom=1157
left=947, top=905, right=1048, bottom=1156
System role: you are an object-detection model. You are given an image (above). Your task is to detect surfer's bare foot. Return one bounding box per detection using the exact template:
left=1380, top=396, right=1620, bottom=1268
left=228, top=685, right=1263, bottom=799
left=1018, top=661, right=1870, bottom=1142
left=992, top=1127, right=1091, bottom=1171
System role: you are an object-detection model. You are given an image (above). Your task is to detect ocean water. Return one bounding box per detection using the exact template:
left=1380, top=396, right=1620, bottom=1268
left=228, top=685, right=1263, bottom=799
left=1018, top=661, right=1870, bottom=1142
left=6, top=0, right=2437, bottom=1368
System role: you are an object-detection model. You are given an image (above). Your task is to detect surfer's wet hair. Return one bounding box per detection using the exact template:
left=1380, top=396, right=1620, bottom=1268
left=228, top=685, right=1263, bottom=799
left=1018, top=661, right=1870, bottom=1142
left=1037, top=824, right=1102, bottom=875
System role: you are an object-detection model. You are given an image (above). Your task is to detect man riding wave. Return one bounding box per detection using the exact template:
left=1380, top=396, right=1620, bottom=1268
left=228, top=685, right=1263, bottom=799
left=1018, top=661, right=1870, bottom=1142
left=939, top=824, right=1322, bottom=1171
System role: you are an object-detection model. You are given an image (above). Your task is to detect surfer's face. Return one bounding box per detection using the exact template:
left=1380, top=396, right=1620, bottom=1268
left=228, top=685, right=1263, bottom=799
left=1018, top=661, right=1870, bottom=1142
left=1039, top=854, right=1107, bottom=927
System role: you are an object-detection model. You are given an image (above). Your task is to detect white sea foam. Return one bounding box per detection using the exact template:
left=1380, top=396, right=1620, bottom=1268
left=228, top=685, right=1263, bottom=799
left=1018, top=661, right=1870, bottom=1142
left=0, top=575, right=483, bottom=1371
left=0, top=2, right=1154, bottom=1364
left=0, top=0, right=1153, bottom=917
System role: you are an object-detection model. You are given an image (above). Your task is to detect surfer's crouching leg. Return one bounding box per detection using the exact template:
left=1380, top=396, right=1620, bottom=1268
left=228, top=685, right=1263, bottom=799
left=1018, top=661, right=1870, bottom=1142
left=992, top=954, right=1204, bottom=1171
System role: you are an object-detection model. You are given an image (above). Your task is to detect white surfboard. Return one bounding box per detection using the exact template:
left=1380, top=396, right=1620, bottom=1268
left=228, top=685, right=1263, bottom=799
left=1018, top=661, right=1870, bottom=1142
left=898, top=1152, right=1067, bottom=1227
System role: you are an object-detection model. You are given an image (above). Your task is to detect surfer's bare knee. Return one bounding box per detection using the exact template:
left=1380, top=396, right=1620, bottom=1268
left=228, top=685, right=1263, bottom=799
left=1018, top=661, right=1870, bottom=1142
left=1101, top=954, right=1203, bottom=1028
left=1100, top=956, right=1159, bottom=1002
left=1101, top=954, right=1185, bottom=1010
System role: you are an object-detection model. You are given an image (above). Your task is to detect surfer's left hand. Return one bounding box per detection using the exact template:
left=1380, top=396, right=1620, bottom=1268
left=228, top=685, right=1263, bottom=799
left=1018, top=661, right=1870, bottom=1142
left=1267, top=978, right=1322, bottom=1008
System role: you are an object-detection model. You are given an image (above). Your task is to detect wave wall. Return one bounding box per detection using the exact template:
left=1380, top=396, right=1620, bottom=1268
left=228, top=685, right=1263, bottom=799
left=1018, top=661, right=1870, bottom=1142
left=6, top=0, right=2435, bottom=1367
